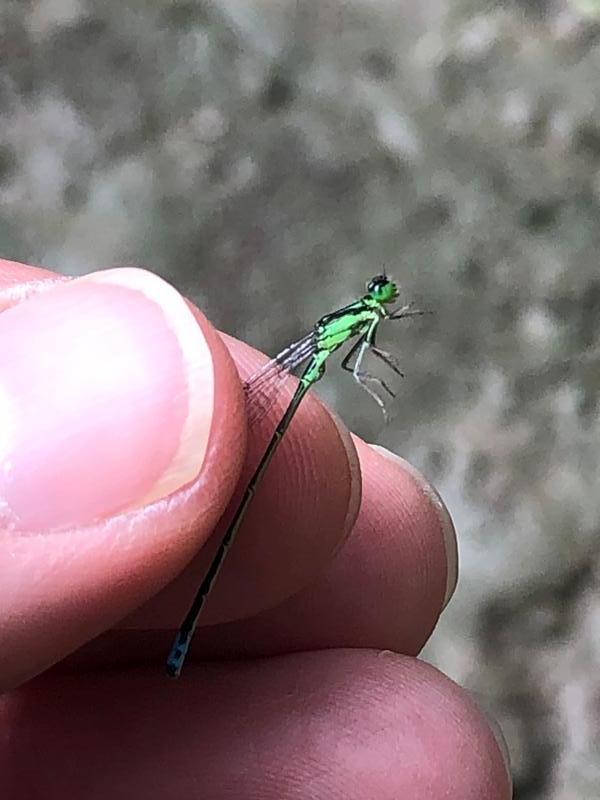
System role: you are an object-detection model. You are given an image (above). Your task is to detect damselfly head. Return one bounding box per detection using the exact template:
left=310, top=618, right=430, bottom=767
left=366, top=274, right=399, bottom=304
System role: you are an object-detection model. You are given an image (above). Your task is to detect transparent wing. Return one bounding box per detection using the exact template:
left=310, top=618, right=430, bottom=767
left=244, top=331, right=317, bottom=425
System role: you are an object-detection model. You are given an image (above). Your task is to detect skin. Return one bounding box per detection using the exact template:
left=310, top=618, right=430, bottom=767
left=0, top=261, right=512, bottom=799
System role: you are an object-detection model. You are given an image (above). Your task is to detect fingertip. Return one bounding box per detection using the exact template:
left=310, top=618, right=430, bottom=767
left=0, top=267, right=229, bottom=528
left=379, top=653, right=512, bottom=799
left=368, top=444, right=458, bottom=610
left=0, top=268, right=245, bottom=688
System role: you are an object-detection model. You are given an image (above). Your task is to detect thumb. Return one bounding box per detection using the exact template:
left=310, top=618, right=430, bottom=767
left=0, top=265, right=245, bottom=690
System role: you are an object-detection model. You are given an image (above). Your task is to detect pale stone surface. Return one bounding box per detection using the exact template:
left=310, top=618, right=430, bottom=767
left=2, top=1, right=600, bottom=796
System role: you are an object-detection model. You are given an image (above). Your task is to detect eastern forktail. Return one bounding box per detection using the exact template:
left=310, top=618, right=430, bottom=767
left=166, top=274, right=424, bottom=677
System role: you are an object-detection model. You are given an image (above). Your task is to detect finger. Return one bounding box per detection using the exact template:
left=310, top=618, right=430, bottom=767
left=0, top=266, right=245, bottom=690
left=3, top=650, right=511, bottom=799
left=0, top=258, right=67, bottom=310
left=125, top=333, right=361, bottom=630
left=173, top=437, right=458, bottom=659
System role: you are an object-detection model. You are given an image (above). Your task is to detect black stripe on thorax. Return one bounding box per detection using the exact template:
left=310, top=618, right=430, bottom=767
left=316, top=298, right=369, bottom=328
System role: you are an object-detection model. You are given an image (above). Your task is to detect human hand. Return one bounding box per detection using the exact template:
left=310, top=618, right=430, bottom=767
left=0, top=263, right=511, bottom=798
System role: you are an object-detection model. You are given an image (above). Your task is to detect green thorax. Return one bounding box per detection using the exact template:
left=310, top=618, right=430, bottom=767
left=304, top=274, right=400, bottom=382
left=315, top=295, right=384, bottom=352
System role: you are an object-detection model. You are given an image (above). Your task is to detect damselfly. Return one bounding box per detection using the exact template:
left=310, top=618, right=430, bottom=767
left=166, top=274, right=424, bottom=677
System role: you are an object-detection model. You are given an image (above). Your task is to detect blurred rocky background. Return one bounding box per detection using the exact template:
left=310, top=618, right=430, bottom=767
left=3, top=0, right=600, bottom=796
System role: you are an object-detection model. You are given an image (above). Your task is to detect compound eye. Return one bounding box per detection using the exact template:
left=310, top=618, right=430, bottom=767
left=367, top=274, right=387, bottom=294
